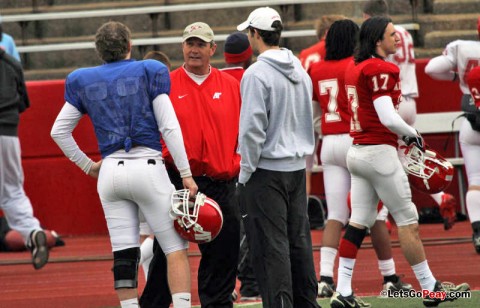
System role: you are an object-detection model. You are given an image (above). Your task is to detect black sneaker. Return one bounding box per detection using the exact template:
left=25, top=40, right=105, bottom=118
left=423, top=280, right=470, bottom=307
left=318, top=280, right=335, bottom=298
left=231, top=290, right=238, bottom=301
left=28, top=230, right=49, bottom=270
left=240, top=295, right=261, bottom=301
left=330, top=292, right=371, bottom=308
left=473, top=233, right=480, bottom=254
left=383, top=275, right=412, bottom=291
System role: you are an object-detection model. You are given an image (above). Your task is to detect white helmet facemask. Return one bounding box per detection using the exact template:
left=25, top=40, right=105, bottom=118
left=170, top=189, right=206, bottom=229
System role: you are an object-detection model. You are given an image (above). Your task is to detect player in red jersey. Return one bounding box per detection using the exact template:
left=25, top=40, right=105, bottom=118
left=220, top=31, right=253, bottom=82
left=364, top=0, right=457, bottom=231
left=309, top=19, right=410, bottom=301
left=330, top=16, right=469, bottom=308
left=299, top=14, right=345, bottom=71
left=301, top=14, right=345, bottom=197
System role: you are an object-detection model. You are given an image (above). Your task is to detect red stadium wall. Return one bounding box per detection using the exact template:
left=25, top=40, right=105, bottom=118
left=19, top=80, right=106, bottom=236
left=16, top=59, right=465, bottom=235
left=311, top=59, right=467, bottom=213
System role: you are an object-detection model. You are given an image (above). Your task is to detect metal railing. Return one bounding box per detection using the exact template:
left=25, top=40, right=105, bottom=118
left=2, top=0, right=367, bottom=23
left=17, top=24, right=419, bottom=54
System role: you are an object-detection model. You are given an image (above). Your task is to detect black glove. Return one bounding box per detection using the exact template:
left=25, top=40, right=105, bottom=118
left=235, top=182, right=244, bottom=198
left=402, top=132, right=425, bottom=151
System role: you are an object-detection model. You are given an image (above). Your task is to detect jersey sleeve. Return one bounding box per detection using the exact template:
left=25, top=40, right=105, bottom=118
left=442, top=40, right=461, bottom=67
left=144, top=59, right=171, bottom=99
left=308, top=62, right=324, bottom=102
left=65, top=71, right=86, bottom=114
left=363, top=61, right=400, bottom=101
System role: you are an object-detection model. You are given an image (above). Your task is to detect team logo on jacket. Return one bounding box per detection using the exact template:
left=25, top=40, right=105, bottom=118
left=213, top=92, right=222, bottom=99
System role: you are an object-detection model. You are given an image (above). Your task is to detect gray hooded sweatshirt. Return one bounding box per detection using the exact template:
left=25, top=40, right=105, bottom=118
left=238, top=48, right=315, bottom=184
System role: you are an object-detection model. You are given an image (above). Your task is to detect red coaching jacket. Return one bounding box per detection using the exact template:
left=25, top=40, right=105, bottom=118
left=163, top=66, right=241, bottom=180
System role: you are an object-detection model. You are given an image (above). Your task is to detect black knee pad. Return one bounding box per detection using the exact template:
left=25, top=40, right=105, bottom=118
left=343, top=225, right=367, bottom=248
left=112, top=247, right=140, bottom=289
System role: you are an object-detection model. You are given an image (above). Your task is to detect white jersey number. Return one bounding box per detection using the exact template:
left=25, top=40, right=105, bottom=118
left=372, top=74, right=389, bottom=92
left=471, top=87, right=480, bottom=100
left=347, top=85, right=361, bottom=132
left=319, top=79, right=341, bottom=122
left=303, top=53, right=321, bottom=71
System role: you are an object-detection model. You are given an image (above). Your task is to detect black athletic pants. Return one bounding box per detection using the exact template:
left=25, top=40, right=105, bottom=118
left=237, top=219, right=260, bottom=297
left=140, top=169, right=240, bottom=308
left=238, top=168, right=320, bottom=308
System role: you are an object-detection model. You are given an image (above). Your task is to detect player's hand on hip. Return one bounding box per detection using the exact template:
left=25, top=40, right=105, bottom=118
left=88, top=160, right=102, bottom=178
left=182, top=177, right=198, bottom=197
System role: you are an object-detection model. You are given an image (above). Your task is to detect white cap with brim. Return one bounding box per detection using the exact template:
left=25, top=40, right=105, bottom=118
left=182, top=22, right=214, bottom=42
left=237, top=7, right=282, bottom=31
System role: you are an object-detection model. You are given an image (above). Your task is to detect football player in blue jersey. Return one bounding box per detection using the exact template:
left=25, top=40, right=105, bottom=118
left=51, top=21, right=197, bottom=308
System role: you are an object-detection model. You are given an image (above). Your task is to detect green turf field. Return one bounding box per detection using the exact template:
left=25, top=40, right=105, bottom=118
left=223, top=290, right=479, bottom=308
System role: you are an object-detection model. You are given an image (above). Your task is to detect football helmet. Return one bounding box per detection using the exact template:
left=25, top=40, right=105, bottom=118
left=170, top=189, right=223, bottom=244
left=402, top=145, right=454, bottom=194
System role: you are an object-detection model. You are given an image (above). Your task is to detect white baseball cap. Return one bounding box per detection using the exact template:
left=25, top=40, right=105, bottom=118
left=237, top=7, right=282, bottom=31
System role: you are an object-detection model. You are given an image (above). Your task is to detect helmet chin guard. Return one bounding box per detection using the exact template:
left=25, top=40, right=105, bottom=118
left=402, top=145, right=454, bottom=194
left=170, top=189, right=223, bottom=244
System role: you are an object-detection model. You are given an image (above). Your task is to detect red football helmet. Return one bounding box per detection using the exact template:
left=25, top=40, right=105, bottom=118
left=402, top=145, right=454, bottom=194
left=170, top=189, right=223, bottom=244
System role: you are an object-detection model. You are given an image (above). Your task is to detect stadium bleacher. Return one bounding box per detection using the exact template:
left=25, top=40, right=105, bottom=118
left=1, top=0, right=477, bottom=80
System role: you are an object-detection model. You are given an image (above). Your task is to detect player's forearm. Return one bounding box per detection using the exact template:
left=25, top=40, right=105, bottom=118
left=425, top=56, right=456, bottom=81
left=374, top=96, right=417, bottom=137
left=51, top=102, right=93, bottom=174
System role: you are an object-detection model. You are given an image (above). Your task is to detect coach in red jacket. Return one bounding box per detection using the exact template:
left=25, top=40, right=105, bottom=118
left=141, top=22, right=241, bottom=308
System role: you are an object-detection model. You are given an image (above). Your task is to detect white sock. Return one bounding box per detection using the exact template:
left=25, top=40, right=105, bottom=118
left=320, top=247, right=337, bottom=278
left=120, top=298, right=139, bottom=307
left=412, top=260, right=436, bottom=291
left=430, top=192, right=443, bottom=206
left=336, top=257, right=355, bottom=297
left=140, top=237, right=154, bottom=278
left=466, top=190, right=480, bottom=223
left=172, top=292, right=191, bottom=307
left=378, top=258, right=396, bottom=277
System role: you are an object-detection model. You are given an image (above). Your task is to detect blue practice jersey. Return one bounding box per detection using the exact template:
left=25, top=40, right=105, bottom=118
left=65, top=59, right=170, bottom=157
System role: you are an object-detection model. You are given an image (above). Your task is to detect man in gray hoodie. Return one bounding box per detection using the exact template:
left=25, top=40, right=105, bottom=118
left=236, top=7, right=319, bottom=308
